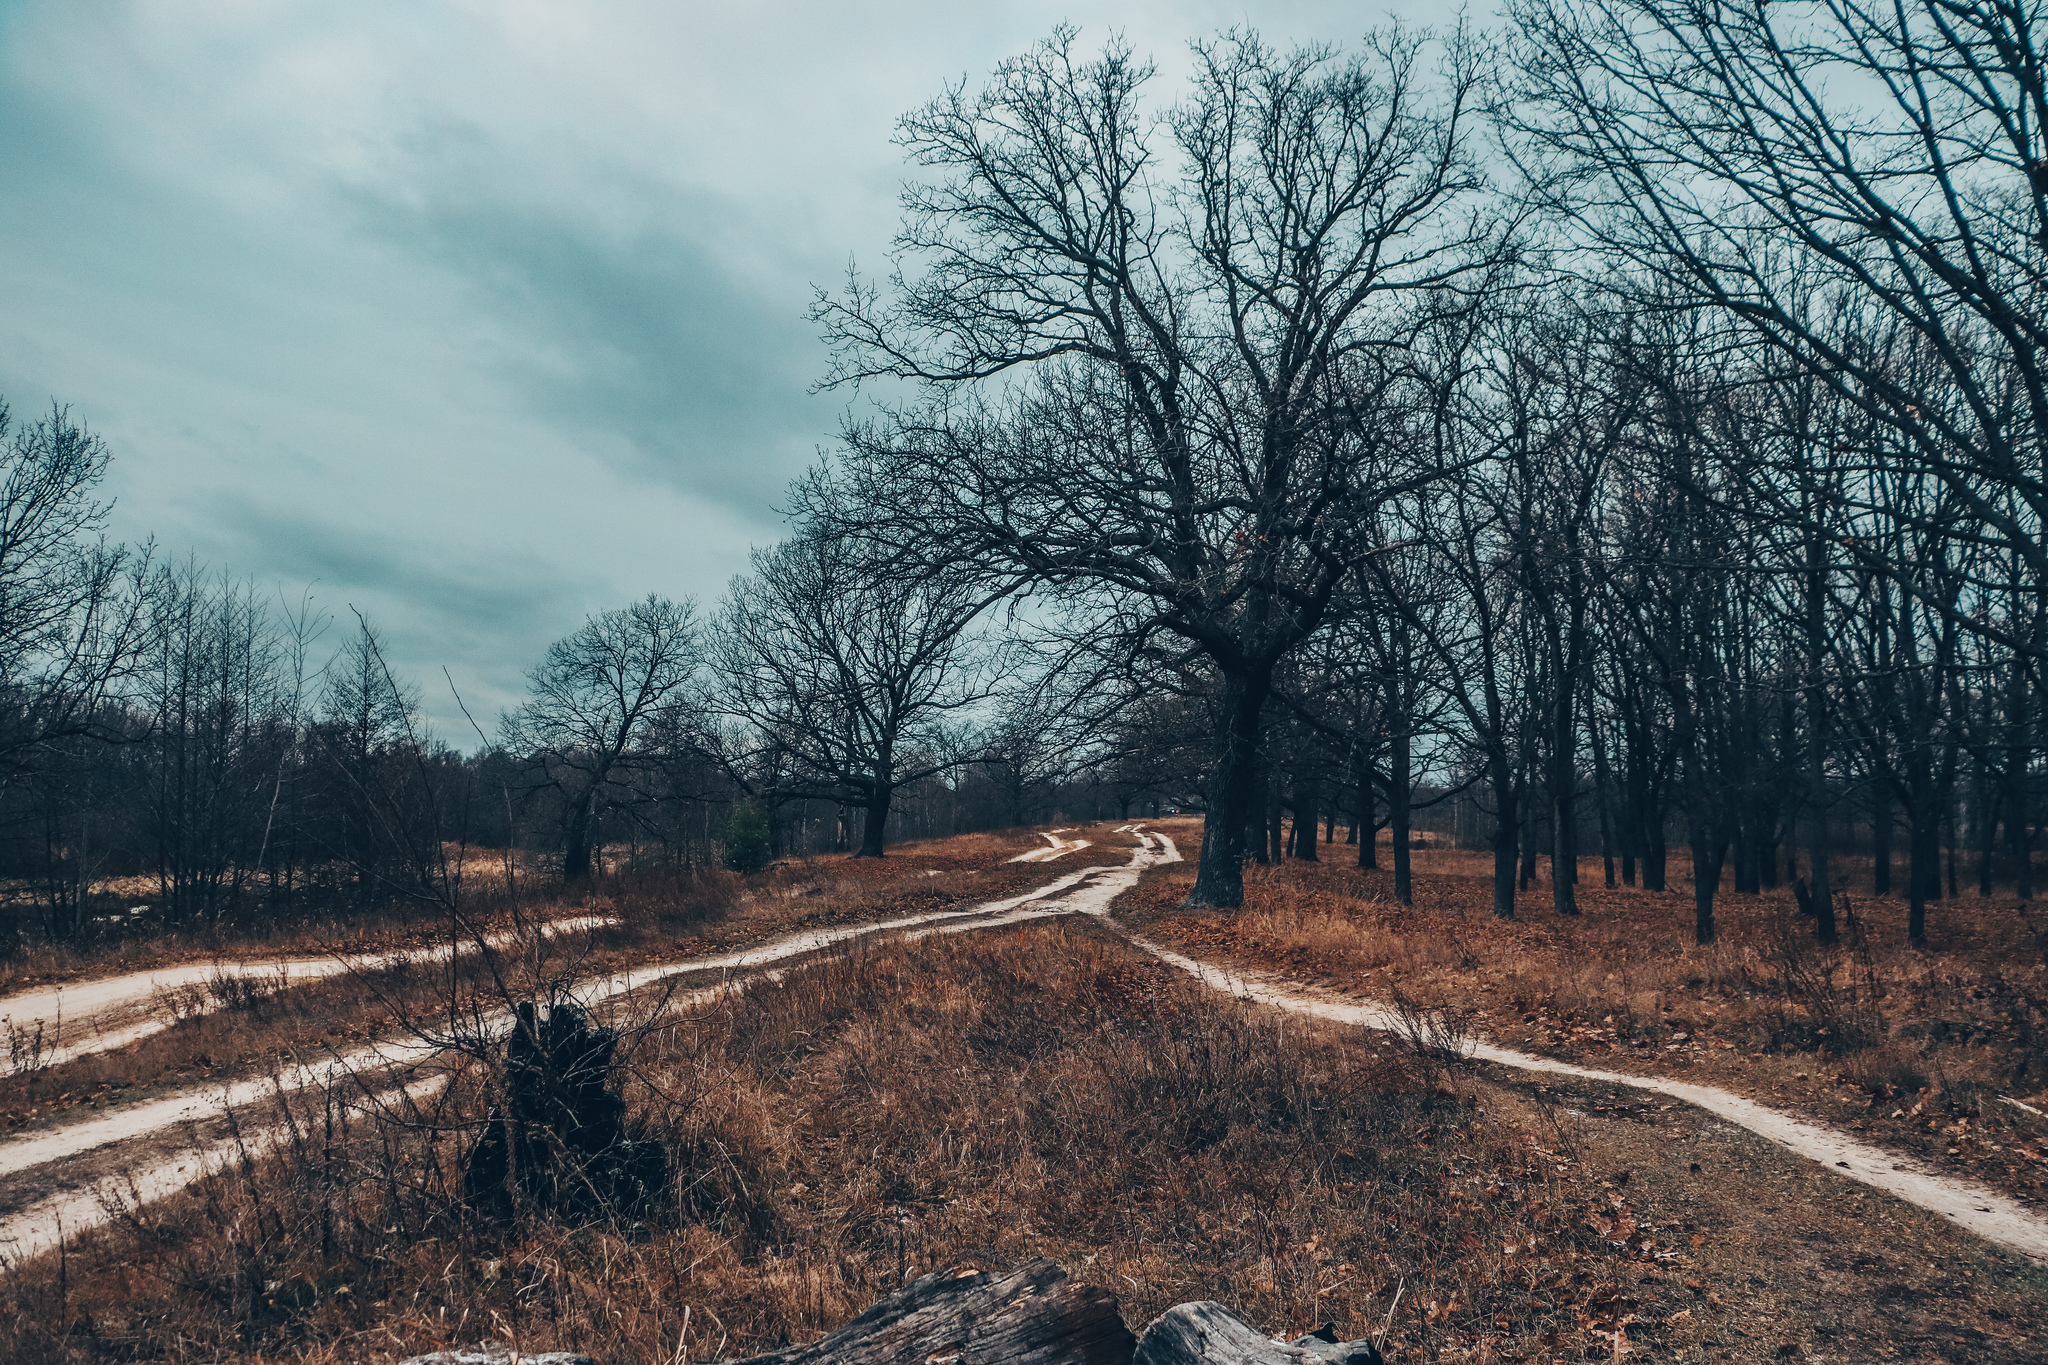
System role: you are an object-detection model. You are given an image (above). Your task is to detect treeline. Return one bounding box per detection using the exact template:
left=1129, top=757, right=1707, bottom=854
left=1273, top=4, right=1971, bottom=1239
left=15, top=2, right=2048, bottom=954
left=780, top=4, right=2048, bottom=951
left=0, top=403, right=1169, bottom=944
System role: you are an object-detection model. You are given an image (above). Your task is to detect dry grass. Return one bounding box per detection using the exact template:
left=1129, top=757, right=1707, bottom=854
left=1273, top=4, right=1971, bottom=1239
left=7, top=919, right=2043, bottom=1364
left=0, top=823, right=1124, bottom=1130
left=3, top=841, right=2046, bottom=1365
left=1121, top=848, right=2048, bottom=1212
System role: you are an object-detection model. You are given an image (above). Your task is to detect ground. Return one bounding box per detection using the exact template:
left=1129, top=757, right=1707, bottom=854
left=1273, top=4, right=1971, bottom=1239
left=1117, top=842, right=2048, bottom=1215
left=0, top=821, right=2041, bottom=1365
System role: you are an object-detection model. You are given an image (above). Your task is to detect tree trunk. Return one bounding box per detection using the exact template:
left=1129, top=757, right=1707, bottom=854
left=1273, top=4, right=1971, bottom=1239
left=1491, top=756, right=1518, bottom=918
left=1979, top=771, right=1997, bottom=897
left=1551, top=774, right=1578, bottom=915
left=1519, top=798, right=1539, bottom=889
left=562, top=786, right=596, bottom=881
left=1732, top=817, right=1758, bottom=895
left=1646, top=813, right=1667, bottom=891
left=1689, top=817, right=1723, bottom=946
left=856, top=785, right=892, bottom=858
left=1805, top=533, right=1834, bottom=943
left=1590, top=709, right=1618, bottom=890
left=1134, top=1301, right=1385, bottom=1365
left=1186, top=671, right=1271, bottom=909
left=1908, top=801, right=1937, bottom=946
left=1809, top=762, right=1835, bottom=948
left=1268, top=778, right=1285, bottom=865
left=735, top=1259, right=1133, bottom=1365
left=1872, top=796, right=1892, bottom=895
left=1390, top=726, right=1412, bottom=905
left=1296, top=776, right=1319, bottom=861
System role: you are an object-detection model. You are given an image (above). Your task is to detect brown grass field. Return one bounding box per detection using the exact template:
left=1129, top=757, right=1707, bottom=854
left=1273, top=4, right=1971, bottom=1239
left=0, top=831, right=1130, bottom=1133
left=1122, top=832, right=2048, bottom=1215
left=0, top=822, right=2044, bottom=1364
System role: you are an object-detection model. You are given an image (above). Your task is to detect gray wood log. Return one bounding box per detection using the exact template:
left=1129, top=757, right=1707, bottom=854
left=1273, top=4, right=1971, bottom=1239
left=398, top=1346, right=595, bottom=1365
left=1134, top=1304, right=1384, bottom=1365
left=734, top=1258, right=1135, bottom=1365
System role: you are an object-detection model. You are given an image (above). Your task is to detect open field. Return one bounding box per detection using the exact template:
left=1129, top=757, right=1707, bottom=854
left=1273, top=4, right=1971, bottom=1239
left=0, top=828, right=1133, bottom=1136
left=0, top=821, right=2044, bottom=1364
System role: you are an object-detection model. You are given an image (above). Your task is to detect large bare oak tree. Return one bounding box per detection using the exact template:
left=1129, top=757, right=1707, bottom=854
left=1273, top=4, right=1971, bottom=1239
left=813, top=27, right=1504, bottom=907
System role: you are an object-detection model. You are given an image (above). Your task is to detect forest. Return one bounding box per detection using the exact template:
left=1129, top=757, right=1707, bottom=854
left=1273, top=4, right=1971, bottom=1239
left=3, top=1, right=2047, bottom=962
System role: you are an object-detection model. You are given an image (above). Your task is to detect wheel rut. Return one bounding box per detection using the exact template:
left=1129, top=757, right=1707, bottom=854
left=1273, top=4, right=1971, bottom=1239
left=4, top=825, right=2043, bottom=1271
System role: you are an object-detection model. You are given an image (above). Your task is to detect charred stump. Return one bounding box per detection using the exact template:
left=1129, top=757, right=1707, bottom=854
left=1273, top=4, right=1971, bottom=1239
left=464, top=1000, right=667, bottom=1223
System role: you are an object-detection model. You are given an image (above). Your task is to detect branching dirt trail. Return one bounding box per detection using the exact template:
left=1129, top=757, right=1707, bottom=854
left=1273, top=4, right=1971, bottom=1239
left=0, top=829, right=1181, bottom=1260
left=6, top=822, right=2045, bottom=1277
left=0, top=915, right=617, bottom=1067
left=1006, top=829, right=1092, bottom=862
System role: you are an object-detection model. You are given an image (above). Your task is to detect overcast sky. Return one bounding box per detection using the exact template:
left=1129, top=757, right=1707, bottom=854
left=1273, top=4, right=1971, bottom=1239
left=0, top=0, right=1439, bottom=740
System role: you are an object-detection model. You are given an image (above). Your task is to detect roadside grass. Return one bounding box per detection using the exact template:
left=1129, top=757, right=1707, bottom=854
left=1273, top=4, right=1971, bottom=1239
left=1120, top=850, right=2048, bottom=1211
left=0, top=822, right=1114, bottom=999
left=0, top=849, right=569, bottom=990
left=0, top=827, right=1127, bottom=1135
left=7, top=919, right=2043, bottom=1365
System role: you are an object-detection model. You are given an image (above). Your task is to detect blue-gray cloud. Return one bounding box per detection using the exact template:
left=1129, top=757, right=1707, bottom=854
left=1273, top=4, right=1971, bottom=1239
left=0, top=0, right=1444, bottom=741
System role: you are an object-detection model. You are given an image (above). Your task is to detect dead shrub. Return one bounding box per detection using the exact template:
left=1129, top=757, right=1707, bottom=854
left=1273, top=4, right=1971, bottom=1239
left=204, top=962, right=292, bottom=1014
left=1761, top=909, right=1886, bottom=1056
left=1388, top=988, right=1474, bottom=1090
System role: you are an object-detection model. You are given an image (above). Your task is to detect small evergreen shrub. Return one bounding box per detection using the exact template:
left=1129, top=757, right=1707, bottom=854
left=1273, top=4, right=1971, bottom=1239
left=723, top=801, right=772, bottom=873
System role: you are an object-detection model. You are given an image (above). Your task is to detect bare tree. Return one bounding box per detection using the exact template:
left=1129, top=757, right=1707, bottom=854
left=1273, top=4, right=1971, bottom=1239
left=1505, top=0, right=2048, bottom=661
left=814, top=27, right=1503, bottom=906
left=0, top=399, right=153, bottom=778
left=711, top=529, right=1000, bottom=857
left=502, top=595, right=700, bottom=880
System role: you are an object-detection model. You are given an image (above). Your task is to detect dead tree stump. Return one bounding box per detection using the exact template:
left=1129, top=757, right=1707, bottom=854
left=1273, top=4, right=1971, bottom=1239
left=464, top=1000, right=667, bottom=1222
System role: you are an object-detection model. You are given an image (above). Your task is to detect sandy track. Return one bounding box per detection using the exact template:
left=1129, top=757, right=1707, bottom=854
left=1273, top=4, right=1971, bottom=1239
left=1006, top=830, right=1092, bottom=863
left=0, top=830, right=1179, bottom=1259
left=9, top=823, right=2042, bottom=1273
left=0, top=916, right=618, bottom=1067
left=1085, top=841, right=2048, bottom=1262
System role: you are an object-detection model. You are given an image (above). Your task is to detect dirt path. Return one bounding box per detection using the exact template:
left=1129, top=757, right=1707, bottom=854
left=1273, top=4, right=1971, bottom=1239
left=1006, top=829, right=1092, bottom=863
left=1084, top=841, right=2048, bottom=1262
left=0, top=829, right=1180, bottom=1260
left=0, top=915, right=617, bottom=1068
left=13, top=823, right=2040, bottom=1280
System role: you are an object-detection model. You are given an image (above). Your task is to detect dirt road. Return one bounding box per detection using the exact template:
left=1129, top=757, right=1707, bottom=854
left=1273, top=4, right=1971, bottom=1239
left=4, top=822, right=2044, bottom=1272
left=0, top=915, right=616, bottom=1067
left=0, top=829, right=1181, bottom=1259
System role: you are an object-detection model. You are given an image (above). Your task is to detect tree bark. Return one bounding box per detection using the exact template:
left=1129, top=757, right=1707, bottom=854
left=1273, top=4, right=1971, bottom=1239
left=1186, top=672, right=1270, bottom=909
left=1390, top=726, right=1412, bottom=905
left=1135, top=1302, right=1384, bottom=1365
left=1491, top=756, right=1519, bottom=918
left=1908, top=802, right=1937, bottom=947
left=1689, top=817, right=1723, bottom=946
left=736, top=1259, right=1133, bottom=1365
left=857, top=785, right=893, bottom=858
left=563, top=786, right=596, bottom=881
left=1295, top=775, right=1319, bottom=861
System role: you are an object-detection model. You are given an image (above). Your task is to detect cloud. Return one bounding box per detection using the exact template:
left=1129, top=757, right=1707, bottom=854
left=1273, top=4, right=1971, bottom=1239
left=0, top=0, right=1452, bottom=741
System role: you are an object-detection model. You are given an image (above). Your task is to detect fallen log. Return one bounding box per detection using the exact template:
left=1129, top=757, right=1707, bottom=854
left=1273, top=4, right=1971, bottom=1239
left=398, top=1346, right=594, bottom=1365
left=406, top=1262, right=1388, bottom=1365
left=1134, top=1305, right=1385, bottom=1365
left=734, top=1258, right=1134, bottom=1365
